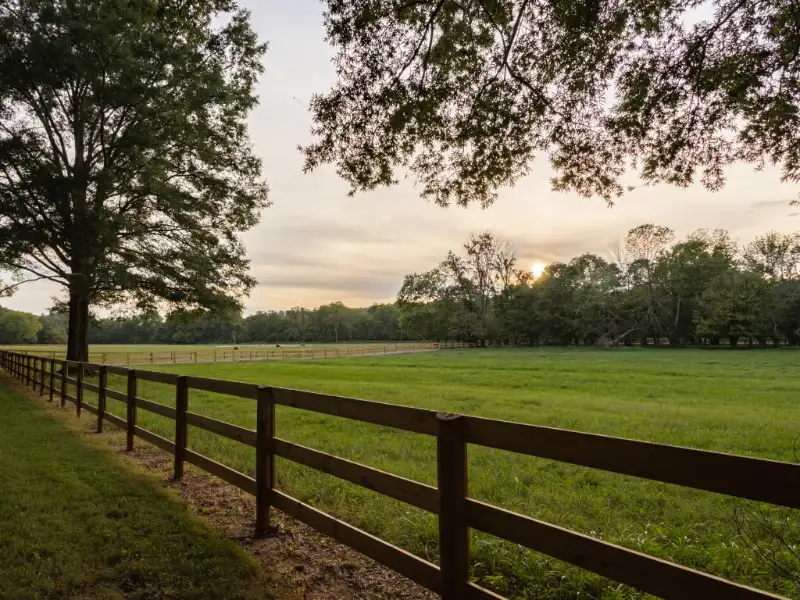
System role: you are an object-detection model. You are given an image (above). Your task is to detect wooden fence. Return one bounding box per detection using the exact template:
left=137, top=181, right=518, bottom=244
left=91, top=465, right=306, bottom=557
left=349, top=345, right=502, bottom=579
left=4, top=342, right=462, bottom=366
left=1, top=349, right=795, bottom=600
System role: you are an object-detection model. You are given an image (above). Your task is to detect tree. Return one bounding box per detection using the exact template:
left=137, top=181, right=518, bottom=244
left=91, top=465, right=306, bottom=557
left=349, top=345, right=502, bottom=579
left=0, top=0, right=268, bottom=361
left=744, top=232, right=800, bottom=281
left=0, top=309, right=41, bottom=344
left=622, top=225, right=674, bottom=344
left=38, top=312, right=68, bottom=344
left=303, top=1, right=800, bottom=207
left=319, top=302, right=350, bottom=343
left=695, top=271, right=771, bottom=347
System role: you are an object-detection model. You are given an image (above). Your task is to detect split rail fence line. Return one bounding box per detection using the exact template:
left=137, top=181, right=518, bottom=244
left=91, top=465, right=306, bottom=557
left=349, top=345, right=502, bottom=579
left=3, top=341, right=476, bottom=367
left=2, top=349, right=796, bottom=600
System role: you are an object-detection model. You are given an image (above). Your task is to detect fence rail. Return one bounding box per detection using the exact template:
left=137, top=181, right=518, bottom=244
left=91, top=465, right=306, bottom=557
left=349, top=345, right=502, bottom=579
left=0, top=349, right=793, bottom=600
left=0, top=341, right=477, bottom=367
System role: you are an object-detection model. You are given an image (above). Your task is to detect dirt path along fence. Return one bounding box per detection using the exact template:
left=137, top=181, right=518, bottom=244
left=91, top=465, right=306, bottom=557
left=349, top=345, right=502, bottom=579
left=2, top=349, right=796, bottom=600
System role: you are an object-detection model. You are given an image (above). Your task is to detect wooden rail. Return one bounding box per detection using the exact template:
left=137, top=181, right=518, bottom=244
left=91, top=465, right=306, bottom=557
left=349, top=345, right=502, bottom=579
left=0, top=349, right=794, bottom=600
left=1, top=342, right=454, bottom=366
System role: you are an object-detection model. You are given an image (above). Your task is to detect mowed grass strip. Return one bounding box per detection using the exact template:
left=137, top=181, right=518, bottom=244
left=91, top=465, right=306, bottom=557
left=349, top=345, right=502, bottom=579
left=0, top=379, right=273, bottom=600
left=73, top=348, right=800, bottom=599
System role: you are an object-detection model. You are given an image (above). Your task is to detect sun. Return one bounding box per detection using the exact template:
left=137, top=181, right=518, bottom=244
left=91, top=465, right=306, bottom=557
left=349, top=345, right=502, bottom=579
left=531, top=261, right=547, bottom=278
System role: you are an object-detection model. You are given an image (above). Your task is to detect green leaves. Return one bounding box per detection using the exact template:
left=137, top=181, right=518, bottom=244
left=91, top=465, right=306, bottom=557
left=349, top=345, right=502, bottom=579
left=304, top=0, right=800, bottom=206
left=0, top=0, right=268, bottom=327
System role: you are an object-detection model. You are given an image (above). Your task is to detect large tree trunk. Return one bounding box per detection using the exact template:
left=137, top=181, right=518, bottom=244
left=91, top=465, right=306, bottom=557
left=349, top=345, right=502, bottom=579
left=66, top=274, right=90, bottom=363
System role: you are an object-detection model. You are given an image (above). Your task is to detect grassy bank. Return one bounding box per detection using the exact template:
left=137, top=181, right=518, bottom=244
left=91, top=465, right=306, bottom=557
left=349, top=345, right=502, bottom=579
left=71, top=348, right=799, bottom=599
left=0, top=379, right=273, bottom=600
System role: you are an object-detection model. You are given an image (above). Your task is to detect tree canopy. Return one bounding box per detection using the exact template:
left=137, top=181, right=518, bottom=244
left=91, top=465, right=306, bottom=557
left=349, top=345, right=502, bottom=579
left=0, top=0, right=269, bottom=360
left=303, top=0, right=800, bottom=207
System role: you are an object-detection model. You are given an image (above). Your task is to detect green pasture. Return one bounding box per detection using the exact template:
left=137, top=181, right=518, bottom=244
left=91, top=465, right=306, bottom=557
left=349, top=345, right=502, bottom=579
left=64, top=348, right=799, bottom=599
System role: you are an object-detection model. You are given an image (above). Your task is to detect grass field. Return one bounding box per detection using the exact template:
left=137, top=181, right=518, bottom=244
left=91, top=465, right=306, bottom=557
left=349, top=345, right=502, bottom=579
left=0, top=380, right=273, bottom=600
left=63, top=348, right=799, bottom=599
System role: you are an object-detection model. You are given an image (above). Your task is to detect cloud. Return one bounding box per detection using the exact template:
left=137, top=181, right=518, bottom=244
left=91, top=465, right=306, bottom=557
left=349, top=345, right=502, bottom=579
left=789, top=212, right=800, bottom=218
left=750, top=199, right=792, bottom=209
left=515, top=229, right=616, bottom=264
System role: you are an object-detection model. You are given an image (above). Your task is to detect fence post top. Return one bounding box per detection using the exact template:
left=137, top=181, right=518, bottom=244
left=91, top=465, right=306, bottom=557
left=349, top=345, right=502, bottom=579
left=436, top=412, right=464, bottom=422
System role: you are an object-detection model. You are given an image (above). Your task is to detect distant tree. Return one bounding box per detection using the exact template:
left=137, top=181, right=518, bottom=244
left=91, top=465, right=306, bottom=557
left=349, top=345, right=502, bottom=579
left=0, top=310, right=41, bottom=344
left=0, top=0, right=269, bottom=362
left=38, top=312, right=68, bottom=345
left=766, top=281, right=800, bottom=345
left=303, top=1, right=800, bottom=207
left=695, top=271, right=772, bottom=347
left=319, top=302, right=350, bottom=343
left=744, top=232, right=800, bottom=281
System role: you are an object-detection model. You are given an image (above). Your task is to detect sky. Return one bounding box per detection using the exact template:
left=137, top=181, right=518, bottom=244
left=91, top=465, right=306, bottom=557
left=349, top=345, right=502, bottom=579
left=4, top=0, right=800, bottom=315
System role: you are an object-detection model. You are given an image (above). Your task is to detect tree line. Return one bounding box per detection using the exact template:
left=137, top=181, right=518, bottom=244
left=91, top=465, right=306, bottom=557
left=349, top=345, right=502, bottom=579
left=88, top=303, right=405, bottom=345
left=398, top=227, right=800, bottom=347
left=4, top=224, right=799, bottom=349
left=0, top=303, right=407, bottom=346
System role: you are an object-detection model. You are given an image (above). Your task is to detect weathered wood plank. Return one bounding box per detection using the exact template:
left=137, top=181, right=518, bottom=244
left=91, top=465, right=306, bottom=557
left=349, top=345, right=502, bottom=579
left=103, top=412, right=127, bottom=429
left=270, top=387, right=438, bottom=435
left=186, top=376, right=258, bottom=399
left=464, top=584, right=506, bottom=600
left=271, top=490, right=441, bottom=593
left=135, top=397, right=177, bottom=419
left=463, top=417, right=800, bottom=509
left=82, top=402, right=99, bottom=415
left=185, top=412, right=257, bottom=446
left=105, top=388, right=127, bottom=402
left=273, top=438, right=438, bottom=513
left=136, top=370, right=179, bottom=385
left=105, top=364, right=129, bottom=376
left=465, top=499, right=786, bottom=600
left=184, top=449, right=256, bottom=495
left=134, top=426, right=176, bottom=453
left=82, top=382, right=100, bottom=394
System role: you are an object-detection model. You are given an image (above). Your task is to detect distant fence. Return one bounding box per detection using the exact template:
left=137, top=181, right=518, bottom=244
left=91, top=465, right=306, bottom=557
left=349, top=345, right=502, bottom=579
left=3, top=341, right=478, bottom=366
left=2, top=348, right=794, bottom=600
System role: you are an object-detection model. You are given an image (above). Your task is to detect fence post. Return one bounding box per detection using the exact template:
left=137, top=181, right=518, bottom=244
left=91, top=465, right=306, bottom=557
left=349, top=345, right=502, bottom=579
left=48, top=359, right=55, bottom=402
left=26, top=355, right=32, bottom=386
left=76, top=363, right=84, bottom=416
left=60, top=361, right=67, bottom=407
left=126, top=370, right=137, bottom=451
left=32, top=357, right=39, bottom=392
left=437, top=413, right=469, bottom=600
left=96, top=366, right=108, bottom=432
left=255, top=385, right=276, bottom=537
left=174, top=376, right=189, bottom=479
left=39, top=358, right=46, bottom=396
